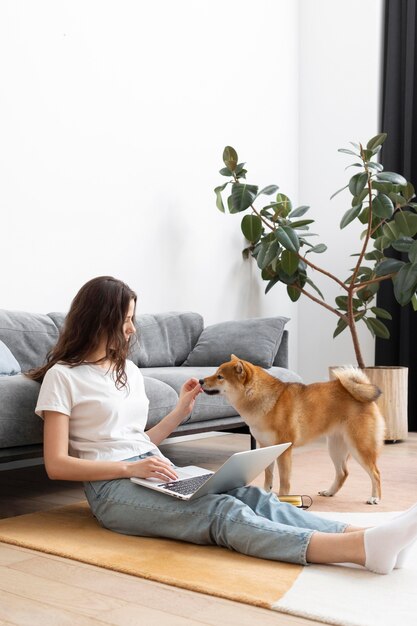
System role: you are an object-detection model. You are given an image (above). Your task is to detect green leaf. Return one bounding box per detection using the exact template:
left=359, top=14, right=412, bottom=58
left=364, top=317, right=390, bottom=339
left=289, top=205, right=310, bottom=218
left=372, top=194, right=394, bottom=219
left=281, top=250, right=299, bottom=276
left=333, top=318, right=348, bottom=338
left=214, top=183, right=228, bottom=212
left=404, top=182, right=416, bottom=202
left=365, top=250, right=383, bottom=261
left=274, top=193, right=292, bottom=217
left=377, top=172, right=408, bottom=186
left=375, top=258, right=404, bottom=276
left=352, top=188, right=369, bottom=205
left=223, top=146, right=238, bottom=171
left=275, top=226, right=300, bottom=252
left=340, top=205, right=362, bottom=229
left=372, top=180, right=393, bottom=194
left=367, top=162, right=384, bottom=172
left=309, top=243, right=327, bottom=254
left=265, top=277, right=280, bottom=294
left=230, top=183, right=258, bottom=213
left=357, top=281, right=379, bottom=302
left=412, top=293, right=417, bottom=311
left=374, top=235, right=392, bottom=251
left=338, top=148, right=359, bottom=157
left=408, top=240, right=417, bottom=264
left=330, top=184, right=349, bottom=200
left=256, top=185, right=279, bottom=197
left=235, top=163, right=247, bottom=178
left=370, top=306, right=392, bottom=320
left=290, top=219, right=314, bottom=229
left=391, top=236, right=414, bottom=253
left=382, top=221, right=400, bottom=241
left=349, top=172, right=368, bottom=196
left=305, top=277, right=324, bottom=299
left=241, top=215, right=262, bottom=242
left=393, top=263, right=417, bottom=305
left=219, top=167, right=233, bottom=177
left=366, top=133, right=387, bottom=150
left=335, top=296, right=348, bottom=310
left=394, top=211, right=417, bottom=237
left=257, top=240, right=279, bottom=269
left=388, top=192, right=408, bottom=207
left=287, top=285, right=301, bottom=302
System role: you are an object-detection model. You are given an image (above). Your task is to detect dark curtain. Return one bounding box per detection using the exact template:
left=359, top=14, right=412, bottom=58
left=376, top=0, right=417, bottom=430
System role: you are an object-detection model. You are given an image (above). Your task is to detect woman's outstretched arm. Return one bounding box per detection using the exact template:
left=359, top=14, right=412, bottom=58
left=145, top=378, right=202, bottom=445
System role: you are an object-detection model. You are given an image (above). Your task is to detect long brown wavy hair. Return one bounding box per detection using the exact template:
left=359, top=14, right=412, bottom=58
left=27, top=276, right=137, bottom=389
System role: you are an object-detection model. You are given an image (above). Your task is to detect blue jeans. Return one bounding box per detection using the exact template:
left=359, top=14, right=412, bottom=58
left=84, top=454, right=347, bottom=565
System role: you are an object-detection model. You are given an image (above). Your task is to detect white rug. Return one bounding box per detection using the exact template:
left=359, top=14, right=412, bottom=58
left=272, top=512, right=417, bottom=626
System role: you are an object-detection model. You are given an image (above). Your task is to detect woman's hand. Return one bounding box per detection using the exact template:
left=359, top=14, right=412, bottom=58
left=176, top=378, right=203, bottom=420
left=127, top=456, right=178, bottom=481
left=144, top=378, right=203, bottom=446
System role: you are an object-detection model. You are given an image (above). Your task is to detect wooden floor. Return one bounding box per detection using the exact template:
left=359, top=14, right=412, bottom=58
left=0, top=432, right=416, bottom=625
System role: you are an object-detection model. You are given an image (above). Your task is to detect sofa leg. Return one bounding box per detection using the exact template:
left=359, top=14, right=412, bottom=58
left=250, top=434, right=256, bottom=450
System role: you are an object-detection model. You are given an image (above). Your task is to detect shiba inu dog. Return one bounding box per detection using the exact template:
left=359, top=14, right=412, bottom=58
left=200, top=356, right=385, bottom=504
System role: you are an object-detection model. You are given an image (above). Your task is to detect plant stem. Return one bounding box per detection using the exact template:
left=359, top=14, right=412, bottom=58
left=352, top=273, right=395, bottom=292
left=346, top=151, right=373, bottom=368
left=299, top=254, right=349, bottom=291
left=296, top=286, right=348, bottom=320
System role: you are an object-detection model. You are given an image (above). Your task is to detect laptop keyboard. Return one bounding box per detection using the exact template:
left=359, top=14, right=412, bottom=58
left=159, top=473, right=213, bottom=495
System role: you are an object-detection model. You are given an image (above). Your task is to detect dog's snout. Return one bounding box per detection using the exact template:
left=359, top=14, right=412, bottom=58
left=198, top=378, right=205, bottom=386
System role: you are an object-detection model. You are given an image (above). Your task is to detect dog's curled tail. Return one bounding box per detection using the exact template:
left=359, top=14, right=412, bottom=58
left=332, top=366, right=382, bottom=403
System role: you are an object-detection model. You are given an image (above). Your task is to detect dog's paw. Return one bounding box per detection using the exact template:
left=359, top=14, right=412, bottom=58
left=366, top=496, right=380, bottom=505
left=264, top=484, right=273, bottom=492
left=318, top=490, right=334, bottom=497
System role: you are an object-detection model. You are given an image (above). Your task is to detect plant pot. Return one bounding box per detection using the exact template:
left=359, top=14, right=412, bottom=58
left=329, top=366, right=408, bottom=443
left=363, top=366, right=408, bottom=442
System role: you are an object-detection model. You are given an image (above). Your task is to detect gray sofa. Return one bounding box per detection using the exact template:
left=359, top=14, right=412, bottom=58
left=0, top=309, right=301, bottom=463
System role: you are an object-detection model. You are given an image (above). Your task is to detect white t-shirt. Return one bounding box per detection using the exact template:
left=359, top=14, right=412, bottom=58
left=35, top=360, right=166, bottom=462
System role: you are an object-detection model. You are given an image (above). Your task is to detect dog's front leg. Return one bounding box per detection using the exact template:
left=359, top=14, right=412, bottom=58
left=263, top=462, right=274, bottom=491
left=277, top=449, right=292, bottom=495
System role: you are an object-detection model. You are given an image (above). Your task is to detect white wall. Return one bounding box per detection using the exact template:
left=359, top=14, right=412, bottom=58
left=1, top=0, right=385, bottom=378
left=297, top=0, right=384, bottom=381
left=0, top=0, right=299, bottom=366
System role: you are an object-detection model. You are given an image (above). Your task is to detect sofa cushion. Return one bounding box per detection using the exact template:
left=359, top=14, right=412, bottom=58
left=0, top=375, right=43, bottom=447
left=143, top=376, right=179, bottom=429
left=130, top=312, right=204, bottom=368
left=47, top=311, right=66, bottom=331
left=183, top=316, right=289, bottom=369
left=0, top=340, right=21, bottom=376
left=0, top=310, right=61, bottom=372
left=142, top=365, right=302, bottom=425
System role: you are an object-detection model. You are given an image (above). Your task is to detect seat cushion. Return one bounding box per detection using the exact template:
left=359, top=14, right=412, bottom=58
left=183, top=316, right=289, bottom=369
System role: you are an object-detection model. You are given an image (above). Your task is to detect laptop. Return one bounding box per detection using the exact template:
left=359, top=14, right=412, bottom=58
left=130, top=442, right=291, bottom=501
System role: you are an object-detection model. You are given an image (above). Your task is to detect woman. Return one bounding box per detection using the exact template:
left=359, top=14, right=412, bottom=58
left=28, top=276, right=417, bottom=575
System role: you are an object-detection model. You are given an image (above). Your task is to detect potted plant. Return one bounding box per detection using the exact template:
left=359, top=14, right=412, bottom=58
left=214, top=134, right=417, bottom=440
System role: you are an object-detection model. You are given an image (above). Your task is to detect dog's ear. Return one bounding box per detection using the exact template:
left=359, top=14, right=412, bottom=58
left=231, top=354, right=239, bottom=361
left=234, top=360, right=245, bottom=378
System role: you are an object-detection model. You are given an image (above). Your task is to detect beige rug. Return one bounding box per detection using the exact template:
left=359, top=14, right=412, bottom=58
left=0, top=501, right=300, bottom=609
left=0, top=503, right=416, bottom=625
